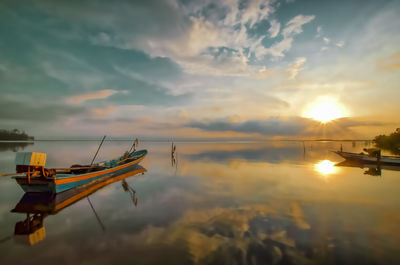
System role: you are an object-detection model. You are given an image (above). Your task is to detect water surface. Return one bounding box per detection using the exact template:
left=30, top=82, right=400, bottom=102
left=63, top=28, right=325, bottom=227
left=0, top=140, right=399, bottom=265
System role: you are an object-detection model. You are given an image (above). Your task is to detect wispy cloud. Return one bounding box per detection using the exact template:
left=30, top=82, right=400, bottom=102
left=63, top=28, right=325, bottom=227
left=257, top=66, right=275, bottom=79
left=316, top=25, right=322, bottom=38
left=257, top=14, right=315, bottom=58
left=282, top=14, right=315, bottom=38
left=268, top=19, right=280, bottom=38
left=260, top=36, right=293, bottom=57
left=29, top=0, right=316, bottom=78
left=376, top=51, right=400, bottom=71
left=336, top=40, right=345, bottom=47
left=91, top=106, right=116, bottom=117
left=287, top=57, right=306, bottom=80
left=67, top=89, right=118, bottom=104
left=0, top=96, right=85, bottom=122
left=275, top=81, right=372, bottom=90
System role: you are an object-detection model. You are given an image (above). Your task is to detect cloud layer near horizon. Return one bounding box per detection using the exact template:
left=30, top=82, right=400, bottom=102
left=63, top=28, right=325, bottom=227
left=187, top=117, right=385, bottom=138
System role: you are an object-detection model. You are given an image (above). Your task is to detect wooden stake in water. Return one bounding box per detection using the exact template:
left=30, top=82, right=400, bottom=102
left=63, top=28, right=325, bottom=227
left=90, top=135, right=106, bottom=166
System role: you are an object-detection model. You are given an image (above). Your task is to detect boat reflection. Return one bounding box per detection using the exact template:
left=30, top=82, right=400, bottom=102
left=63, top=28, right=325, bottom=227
left=335, top=160, right=400, bottom=176
left=11, top=165, right=146, bottom=245
left=122, top=179, right=138, bottom=206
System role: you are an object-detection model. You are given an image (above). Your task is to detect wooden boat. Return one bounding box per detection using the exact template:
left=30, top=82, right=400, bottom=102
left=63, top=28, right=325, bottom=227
left=333, top=151, right=400, bottom=165
left=11, top=165, right=146, bottom=245
left=13, top=149, right=147, bottom=193
left=335, top=160, right=400, bottom=171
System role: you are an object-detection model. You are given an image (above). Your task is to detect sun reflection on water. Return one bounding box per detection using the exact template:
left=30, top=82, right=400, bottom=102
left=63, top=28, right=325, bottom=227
left=315, top=160, right=337, bottom=176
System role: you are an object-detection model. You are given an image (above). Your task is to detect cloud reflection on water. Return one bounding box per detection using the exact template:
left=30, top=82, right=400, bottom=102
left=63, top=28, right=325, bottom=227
left=0, top=141, right=399, bottom=265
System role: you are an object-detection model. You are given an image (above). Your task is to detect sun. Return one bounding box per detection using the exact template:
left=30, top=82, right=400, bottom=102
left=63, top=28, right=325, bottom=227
left=302, top=96, right=348, bottom=123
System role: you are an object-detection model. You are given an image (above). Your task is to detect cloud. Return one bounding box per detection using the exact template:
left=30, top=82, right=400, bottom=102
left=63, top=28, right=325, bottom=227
left=336, top=40, right=345, bottom=47
left=186, top=116, right=384, bottom=137
left=187, top=117, right=315, bottom=136
left=86, top=0, right=275, bottom=76
left=239, top=0, right=274, bottom=27
left=22, top=0, right=316, bottom=77
left=91, top=106, right=116, bottom=117
left=0, top=96, right=85, bottom=122
left=0, top=63, right=7, bottom=72
left=140, top=1, right=276, bottom=75
left=282, top=14, right=315, bottom=38
left=333, top=117, right=384, bottom=128
left=0, top=0, right=397, bottom=139
left=268, top=19, right=280, bottom=38
left=85, top=105, right=145, bottom=123
left=287, top=57, right=306, bottom=80
left=66, top=89, right=118, bottom=104
left=316, top=25, right=322, bottom=38
left=257, top=66, right=275, bottom=79
left=275, top=81, right=372, bottom=90
left=262, top=36, right=294, bottom=57
left=257, top=14, right=315, bottom=58
left=376, top=51, right=400, bottom=71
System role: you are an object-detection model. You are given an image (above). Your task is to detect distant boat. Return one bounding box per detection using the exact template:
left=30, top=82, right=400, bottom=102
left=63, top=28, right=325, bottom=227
left=333, top=151, right=400, bottom=165
left=13, top=149, right=147, bottom=193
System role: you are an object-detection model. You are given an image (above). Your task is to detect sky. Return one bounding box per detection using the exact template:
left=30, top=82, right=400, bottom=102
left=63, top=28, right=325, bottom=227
left=0, top=0, right=399, bottom=139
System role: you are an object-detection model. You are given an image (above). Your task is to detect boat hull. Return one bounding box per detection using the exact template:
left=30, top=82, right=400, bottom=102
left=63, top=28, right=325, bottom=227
left=14, top=150, right=147, bottom=193
left=12, top=165, right=146, bottom=214
left=15, top=178, right=55, bottom=193
left=335, top=160, right=400, bottom=171
left=333, top=151, right=400, bottom=165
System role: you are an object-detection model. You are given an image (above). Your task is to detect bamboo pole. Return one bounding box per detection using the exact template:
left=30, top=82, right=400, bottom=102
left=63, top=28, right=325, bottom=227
left=0, top=172, right=27, bottom=177
left=90, top=135, right=106, bottom=166
left=0, top=165, right=111, bottom=177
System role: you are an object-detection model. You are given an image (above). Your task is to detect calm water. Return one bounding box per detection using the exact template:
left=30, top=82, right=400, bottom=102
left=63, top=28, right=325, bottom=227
left=0, top=140, right=399, bottom=265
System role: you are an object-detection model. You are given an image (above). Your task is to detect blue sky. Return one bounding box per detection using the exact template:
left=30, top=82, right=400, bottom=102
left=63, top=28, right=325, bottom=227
left=0, top=0, right=399, bottom=139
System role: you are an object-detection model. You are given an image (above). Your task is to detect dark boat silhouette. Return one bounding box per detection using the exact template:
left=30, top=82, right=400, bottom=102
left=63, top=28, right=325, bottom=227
left=333, top=151, right=400, bottom=165
left=335, top=160, right=400, bottom=176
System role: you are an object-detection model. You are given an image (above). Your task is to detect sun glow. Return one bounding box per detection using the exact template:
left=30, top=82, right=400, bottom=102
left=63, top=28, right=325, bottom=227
left=302, top=96, right=348, bottom=123
left=315, top=160, right=336, bottom=176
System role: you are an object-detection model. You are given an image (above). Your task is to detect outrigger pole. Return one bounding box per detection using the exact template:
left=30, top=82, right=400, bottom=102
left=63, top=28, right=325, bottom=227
left=90, top=135, right=106, bottom=166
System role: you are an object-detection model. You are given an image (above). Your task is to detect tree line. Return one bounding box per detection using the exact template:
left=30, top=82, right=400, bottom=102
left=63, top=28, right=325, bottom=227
left=0, top=129, right=34, bottom=141
left=374, top=128, right=400, bottom=154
